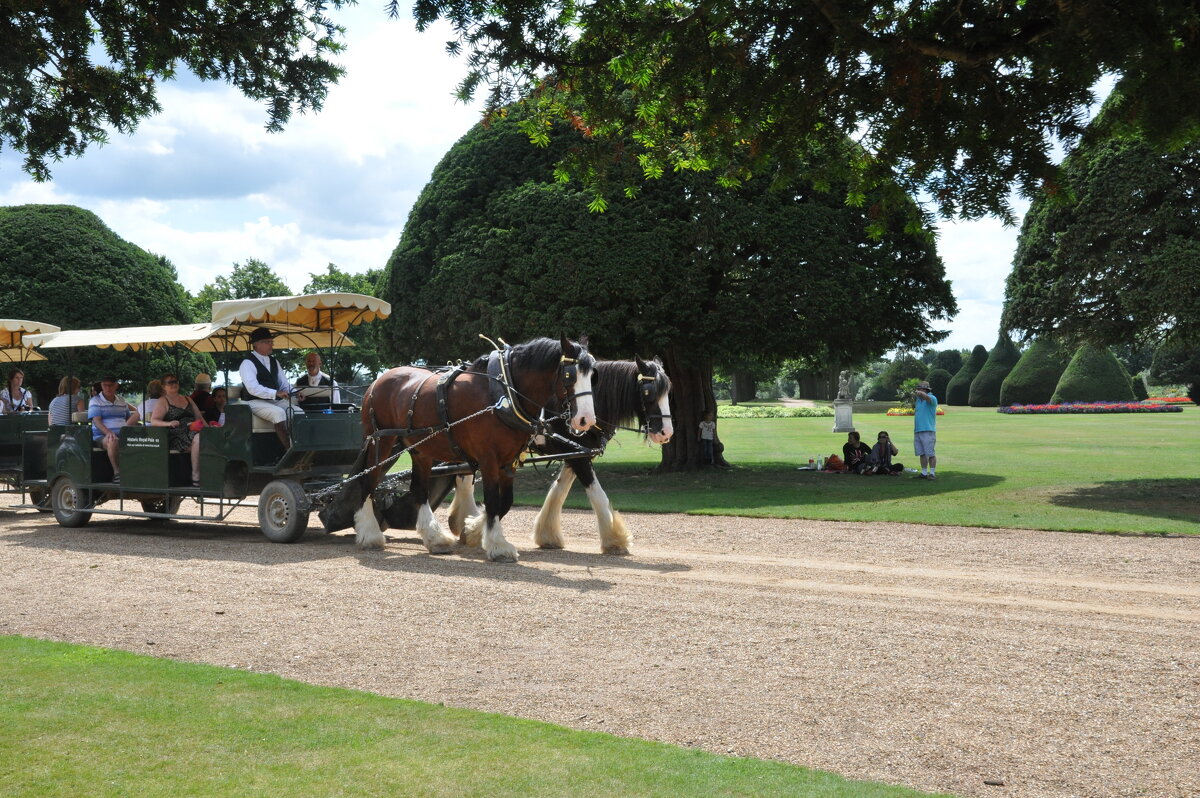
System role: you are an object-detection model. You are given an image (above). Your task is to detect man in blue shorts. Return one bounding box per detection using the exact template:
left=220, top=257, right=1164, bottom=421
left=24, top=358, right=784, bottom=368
left=913, top=379, right=938, bottom=479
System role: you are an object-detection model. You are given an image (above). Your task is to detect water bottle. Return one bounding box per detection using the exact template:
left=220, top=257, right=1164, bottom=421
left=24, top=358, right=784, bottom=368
left=817, top=456, right=824, bottom=469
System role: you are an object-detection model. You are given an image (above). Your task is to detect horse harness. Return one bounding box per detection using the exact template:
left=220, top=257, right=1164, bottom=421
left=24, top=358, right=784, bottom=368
left=366, top=347, right=590, bottom=471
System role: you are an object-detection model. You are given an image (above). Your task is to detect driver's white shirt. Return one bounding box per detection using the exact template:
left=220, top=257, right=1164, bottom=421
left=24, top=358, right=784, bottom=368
left=239, top=352, right=295, bottom=401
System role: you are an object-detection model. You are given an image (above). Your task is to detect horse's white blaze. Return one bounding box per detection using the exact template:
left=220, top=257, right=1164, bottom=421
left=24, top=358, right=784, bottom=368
left=354, top=496, right=385, bottom=549
left=569, top=370, right=597, bottom=432
left=533, top=468, right=575, bottom=549
left=649, top=392, right=674, bottom=444
left=417, top=502, right=457, bottom=554
left=446, top=475, right=480, bottom=536
left=585, top=478, right=631, bottom=554
left=482, top=516, right=519, bottom=562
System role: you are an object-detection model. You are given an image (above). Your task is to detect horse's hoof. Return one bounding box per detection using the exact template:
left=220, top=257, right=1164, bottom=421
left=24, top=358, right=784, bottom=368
left=428, top=543, right=455, bottom=555
left=602, top=545, right=630, bottom=556
left=486, top=547, right=520, bottom=563
left=536, top=541, right=564, bottom=550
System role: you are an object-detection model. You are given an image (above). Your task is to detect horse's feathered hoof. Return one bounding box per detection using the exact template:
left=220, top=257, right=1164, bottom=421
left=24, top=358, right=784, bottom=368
left=486, top=542, right=520, bottom=563
left=601, top=545, right=630, bottom=556
left=427, top=541, right=455, bottom=555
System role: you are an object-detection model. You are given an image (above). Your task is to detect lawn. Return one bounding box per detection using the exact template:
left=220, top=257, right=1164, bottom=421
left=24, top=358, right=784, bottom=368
left=509, top=405, right=1200, bottom=535
left=0, top=636, right=950, bottom=798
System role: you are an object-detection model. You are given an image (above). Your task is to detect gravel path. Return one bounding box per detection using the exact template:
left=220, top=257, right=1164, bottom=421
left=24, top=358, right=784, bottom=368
left=1, top=498, right=1197, bottom=798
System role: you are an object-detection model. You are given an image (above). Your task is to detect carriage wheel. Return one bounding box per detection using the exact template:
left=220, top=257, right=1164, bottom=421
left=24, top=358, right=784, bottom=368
left=51, top=477, right=92, bottom=528
left=258, top=479, right=310, bottom=543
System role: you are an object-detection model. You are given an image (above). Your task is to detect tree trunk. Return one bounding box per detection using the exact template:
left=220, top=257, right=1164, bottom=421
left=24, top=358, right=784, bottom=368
left=658, top=346, right=730, bottom=472
left=730, top=372, right=757, bottom=404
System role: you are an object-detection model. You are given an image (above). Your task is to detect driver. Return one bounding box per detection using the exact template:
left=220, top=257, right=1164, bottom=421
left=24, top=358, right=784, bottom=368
left=238, top=327, right=301, bottom=449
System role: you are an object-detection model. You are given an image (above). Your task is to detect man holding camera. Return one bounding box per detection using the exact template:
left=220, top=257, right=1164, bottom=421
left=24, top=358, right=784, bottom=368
left=913, top=380, right=938, bottom=479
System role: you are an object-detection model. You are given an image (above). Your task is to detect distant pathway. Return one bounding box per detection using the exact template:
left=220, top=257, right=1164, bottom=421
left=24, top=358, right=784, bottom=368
left=1, top=500, right=1196, bottom=798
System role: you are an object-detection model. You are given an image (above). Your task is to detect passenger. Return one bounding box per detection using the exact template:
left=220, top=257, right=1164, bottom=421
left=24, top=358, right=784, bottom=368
left=48, top=377, right=83, bottom=426
left=842, top=431, right=873, bottom=475
left=297, top=352, right=341, bottom=408
left=870, top=431, right=904, bottom=475
left=88, top=376, right=140, bottom=482
left=0, top=368, right=35, bottom=413
left=138, top=380, right=163, bottom=420
left=191, top=372, right=215, bottom=415
left=150, top=374, right=203, bottom=487
left=238, top=327, right=301, bottom=449
left=205, top=386, right=227, bottom=426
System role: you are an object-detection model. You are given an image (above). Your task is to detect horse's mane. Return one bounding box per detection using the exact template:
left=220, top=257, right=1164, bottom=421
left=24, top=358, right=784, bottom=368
left=593, top=359, right=670, bottom=432
left=466, top=337, right=592, bottom=374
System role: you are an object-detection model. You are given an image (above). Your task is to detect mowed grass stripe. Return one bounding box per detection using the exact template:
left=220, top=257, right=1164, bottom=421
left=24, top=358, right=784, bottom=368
left=0, top=636, right=952, bottom=798
left=510, top=406, right=1200, bottom=535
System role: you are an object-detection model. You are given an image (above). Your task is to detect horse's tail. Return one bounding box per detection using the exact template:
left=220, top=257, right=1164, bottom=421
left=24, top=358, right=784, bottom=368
left=318, top=440, right=372, bottom=533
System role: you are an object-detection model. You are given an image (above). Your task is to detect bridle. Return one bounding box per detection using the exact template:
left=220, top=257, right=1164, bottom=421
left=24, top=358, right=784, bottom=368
left=637, top=367, right=671, bottom=436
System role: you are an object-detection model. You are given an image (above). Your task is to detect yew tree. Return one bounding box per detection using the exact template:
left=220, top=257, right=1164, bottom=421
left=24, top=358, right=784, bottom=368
left=2, top=1, right=348, bottom=180
left=381, top=114, right=955, bottom=470
left=1003, top=133, right=1200, bottom=347
left=400, top=0, right=1200, bottom=221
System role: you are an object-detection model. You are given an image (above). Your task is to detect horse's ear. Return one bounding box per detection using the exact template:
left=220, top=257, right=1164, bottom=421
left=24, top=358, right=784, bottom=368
left=559, top=334, right=572, bottom=355
left=635, top=355, right=649, bottom=373
left=579, top=334, right=589, bottom=349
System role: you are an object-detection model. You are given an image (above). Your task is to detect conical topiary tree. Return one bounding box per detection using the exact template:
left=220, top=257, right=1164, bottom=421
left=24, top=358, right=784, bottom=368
left=1051, top=344, right=1137, bottom=403
left=946, top=344, right=988, bottom=405
left=969, top=333, right=1022, bottom=406
left=999, top=337, right=1072, bottom=405
left=926, top=367, right=952, bottom=401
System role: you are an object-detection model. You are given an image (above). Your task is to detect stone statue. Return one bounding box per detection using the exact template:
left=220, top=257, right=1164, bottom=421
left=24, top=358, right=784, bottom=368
left=837, top=370, right=852, bottom=401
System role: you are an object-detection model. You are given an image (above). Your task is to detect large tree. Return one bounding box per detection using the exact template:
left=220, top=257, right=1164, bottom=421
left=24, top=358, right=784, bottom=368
left=301, top=263, right=387, bottom=381
left=2, top=1, right=347, bottom=180
left=401, top=0, right=1200, bottom=220
left=1002, top=134, right=1200, bottom=347
left=0, top=204, right=196, bottom=400
left=381, top=114, right=955, bottom=469
left=192, top=258, right=296, bottom=374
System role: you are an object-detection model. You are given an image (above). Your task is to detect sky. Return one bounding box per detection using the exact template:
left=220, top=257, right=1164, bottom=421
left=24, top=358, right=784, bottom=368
left=0, top=4, right=1025, bottom=353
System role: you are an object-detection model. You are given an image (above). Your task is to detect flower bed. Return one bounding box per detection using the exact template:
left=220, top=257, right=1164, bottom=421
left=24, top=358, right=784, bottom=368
left=999, top=401, right=1184, bottom=414
left=886, top=407, right=946, bottom=416
left=718, top=405, right=835, bottom=418
left=1146, top=396, right=1194, bottom=405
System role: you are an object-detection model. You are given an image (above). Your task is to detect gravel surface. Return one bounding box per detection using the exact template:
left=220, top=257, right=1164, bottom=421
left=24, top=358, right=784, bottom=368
left=1, top=497, right=1197, bottom=798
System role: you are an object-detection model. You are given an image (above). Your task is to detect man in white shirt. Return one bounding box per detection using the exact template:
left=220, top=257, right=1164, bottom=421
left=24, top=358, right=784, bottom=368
left=238, top=328, right=301, bottom=449
left=298, top=351, right=341, bottom=408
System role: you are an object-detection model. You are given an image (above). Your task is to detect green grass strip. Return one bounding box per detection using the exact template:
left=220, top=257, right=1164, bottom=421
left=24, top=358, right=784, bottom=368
left=0, top=636, right=951, bottom=798
left=511, top=406, right=1200, bottom=535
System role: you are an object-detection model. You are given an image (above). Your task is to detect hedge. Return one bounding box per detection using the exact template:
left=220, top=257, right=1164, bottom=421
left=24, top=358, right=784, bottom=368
left=946, top=344, right=988, bottom=405
left=926, top=367, right=952, bottom=401
left=999, top=337, right=1071, bottom=406
left=968, top=333, right=1022, bottom=406
left=1051, top=344, right=1136, bottom=403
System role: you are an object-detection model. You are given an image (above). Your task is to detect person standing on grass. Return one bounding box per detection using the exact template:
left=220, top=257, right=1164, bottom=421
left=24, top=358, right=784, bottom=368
left=699, top=411, right=716, bottom=466
left=913, top=379, right=938, bottom=479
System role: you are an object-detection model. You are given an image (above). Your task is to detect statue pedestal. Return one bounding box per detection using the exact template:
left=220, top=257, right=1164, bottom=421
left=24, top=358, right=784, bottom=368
left=832, top=399, right=855, bottom=433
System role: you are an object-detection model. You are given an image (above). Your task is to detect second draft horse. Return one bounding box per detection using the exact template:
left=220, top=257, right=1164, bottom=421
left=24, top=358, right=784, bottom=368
left=449, top=357, right=673, bottom=554
left=323, top=336, right=596, bottom=562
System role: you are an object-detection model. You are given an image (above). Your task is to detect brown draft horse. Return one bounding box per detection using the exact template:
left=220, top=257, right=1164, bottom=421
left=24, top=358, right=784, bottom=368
left=447, top=357, right=673, bottom=554
left=321, top=336, right=596, bottom=562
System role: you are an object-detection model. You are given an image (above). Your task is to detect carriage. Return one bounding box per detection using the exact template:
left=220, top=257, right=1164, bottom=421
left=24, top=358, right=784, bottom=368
left=9, top=299, right=674, bottom=557
left=0, top=319, right=61, bottom=506
left=15, top=294, right=386, bottom=542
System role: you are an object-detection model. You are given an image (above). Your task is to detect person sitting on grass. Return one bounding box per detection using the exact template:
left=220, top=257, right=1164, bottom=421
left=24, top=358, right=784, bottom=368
left=842, top=431, right=873, bottom=474
left=870, top=431, right=904, bottom=475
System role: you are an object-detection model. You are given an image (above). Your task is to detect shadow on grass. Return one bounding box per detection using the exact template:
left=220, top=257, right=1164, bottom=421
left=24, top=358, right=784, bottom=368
left=513, top=463, right=1006, bottom=512
left=1050, top=479, right=1200, bottom=523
